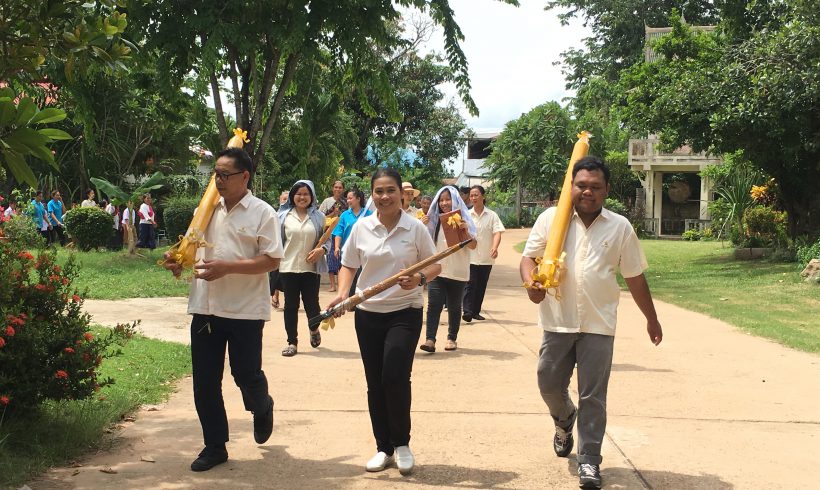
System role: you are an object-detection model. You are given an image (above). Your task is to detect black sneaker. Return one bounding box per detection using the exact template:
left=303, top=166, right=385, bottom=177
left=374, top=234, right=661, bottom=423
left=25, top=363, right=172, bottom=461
left=553, top=410, right=576, bottom=457
left=462, top=313, right=472, bottom=323
left=578, top=463, right=602, bottom=489
left=473, top=314, right=486, bottom=321
left=253, top=396, right=274, bottom=444
left=190, top=446, right=228, bottom=472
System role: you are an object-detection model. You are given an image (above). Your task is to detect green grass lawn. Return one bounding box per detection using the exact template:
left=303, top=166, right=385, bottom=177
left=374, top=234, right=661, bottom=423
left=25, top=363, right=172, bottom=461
left=57, top=247, right=191, bottom=299
left=515, top=240, right=820, bottom=353
left=0, top=328, right=191, bottom=488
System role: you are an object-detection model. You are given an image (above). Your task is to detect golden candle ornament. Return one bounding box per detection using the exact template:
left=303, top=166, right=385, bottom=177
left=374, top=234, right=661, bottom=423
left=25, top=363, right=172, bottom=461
left=526, top=131, right=591, bottom=295
left=163, top=128, right=249, bottom=271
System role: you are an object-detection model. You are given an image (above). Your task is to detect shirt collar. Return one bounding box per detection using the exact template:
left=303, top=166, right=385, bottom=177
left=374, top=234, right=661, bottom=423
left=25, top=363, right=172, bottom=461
left=366, top=210, right=413, bottom=232
left=218, top=190, right=253, bottom=210
left=571, top=206, right=610, bottom=222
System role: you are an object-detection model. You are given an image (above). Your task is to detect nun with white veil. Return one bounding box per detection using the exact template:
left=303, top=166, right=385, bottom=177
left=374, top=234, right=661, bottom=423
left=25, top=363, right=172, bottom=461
left=419, top=185, right=477, bottom=353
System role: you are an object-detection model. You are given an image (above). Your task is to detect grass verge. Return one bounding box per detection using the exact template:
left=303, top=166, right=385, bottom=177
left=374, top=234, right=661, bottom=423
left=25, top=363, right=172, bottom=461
left=514, top=240, right=819, bottom=352
left=0, top=328, right=191, bottom=488
left=56, top=247, right=190, bottom=299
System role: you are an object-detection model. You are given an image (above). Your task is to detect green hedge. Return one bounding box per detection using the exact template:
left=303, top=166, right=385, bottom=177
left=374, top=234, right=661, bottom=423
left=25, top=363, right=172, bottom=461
left=63, top=207, right=113, bottom=251
left=163, top=196, right=200, bottom=241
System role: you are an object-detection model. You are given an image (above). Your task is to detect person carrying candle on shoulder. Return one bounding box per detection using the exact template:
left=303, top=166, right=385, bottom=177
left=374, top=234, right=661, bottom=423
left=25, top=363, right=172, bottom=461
left=519, top=155, right=663, bottom=489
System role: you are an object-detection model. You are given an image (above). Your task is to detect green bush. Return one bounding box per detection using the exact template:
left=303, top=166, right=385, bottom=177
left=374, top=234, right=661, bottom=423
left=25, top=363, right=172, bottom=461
left=162, top=196, right=200, bottom=241
left=0, top=240, right=135, bottom=410
left=797, top=237, right=820, bottom=268
left=681, top=229, right=702, bottom=241
left=604, top=198, right=627, bottom=216
left=2, top=214, right=45, bottom=249
left=744, top=206, right=787, bottom=247
left=63, top=207, right=114, bottom=251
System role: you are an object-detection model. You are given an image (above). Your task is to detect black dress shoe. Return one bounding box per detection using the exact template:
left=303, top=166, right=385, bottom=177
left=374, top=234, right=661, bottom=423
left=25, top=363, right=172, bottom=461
left=473, top=314, right=486, bottom=321
left=254, top=396, right=274, bottom=444
left=462, top=313, right=472, bottom=323
left=190, top=446, right=228, bottom=472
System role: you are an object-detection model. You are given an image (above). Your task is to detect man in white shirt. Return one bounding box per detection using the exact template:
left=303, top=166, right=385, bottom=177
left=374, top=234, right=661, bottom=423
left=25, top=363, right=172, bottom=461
left=462, top=185, right=505, bottom=322
left=519, top=156, right=662, bottom=489
left=163, top=147, right=283, bottom=473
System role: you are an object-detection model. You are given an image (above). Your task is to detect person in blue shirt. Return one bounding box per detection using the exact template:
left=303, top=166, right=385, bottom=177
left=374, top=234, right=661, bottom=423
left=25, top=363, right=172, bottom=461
left=31, top=190, right=52, bottom=241
left=331, top=187, right=371, bottom=296
left=47, top=190, right=66, bottom=246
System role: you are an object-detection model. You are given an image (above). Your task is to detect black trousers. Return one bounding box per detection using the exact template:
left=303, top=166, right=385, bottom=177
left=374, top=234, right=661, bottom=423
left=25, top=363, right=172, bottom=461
left=280, top=272, right=321, bottom=345
left=355, top=307, right=422, bottom=455
left=190, top=314, right=270, bottom=447
left=137, top=223, right=156, bottom=249
left=426, top=276, right=466, bottom=342
left=463, top=264, right=493, bottom=317
left=50, top=225, right=65, bottom=246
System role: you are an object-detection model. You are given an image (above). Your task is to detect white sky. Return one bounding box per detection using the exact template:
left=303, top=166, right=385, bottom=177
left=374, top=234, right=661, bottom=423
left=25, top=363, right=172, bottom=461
left=419, top=0, right=591, bottom=132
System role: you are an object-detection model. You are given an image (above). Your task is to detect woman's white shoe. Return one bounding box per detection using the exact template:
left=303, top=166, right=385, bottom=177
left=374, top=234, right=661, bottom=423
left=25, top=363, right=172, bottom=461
left=365, top=451, right=393, bottom=472
left=395, top=445, right=415, bottom=475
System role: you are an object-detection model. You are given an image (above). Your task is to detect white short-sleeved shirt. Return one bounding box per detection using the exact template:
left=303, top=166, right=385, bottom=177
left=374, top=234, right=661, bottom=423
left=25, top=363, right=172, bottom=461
left=187, top=191, right=284, bottom=321
left=138, top=202, right=155, bottom=225
left=341, top=211, right=437, bottom=313
left=468, top=207, right=505, bottom=265
left=435, top=229, right=470, bottom=282
left=522, top=206, right=647, bottom=336
left=279, top=209, right=318, bottom=274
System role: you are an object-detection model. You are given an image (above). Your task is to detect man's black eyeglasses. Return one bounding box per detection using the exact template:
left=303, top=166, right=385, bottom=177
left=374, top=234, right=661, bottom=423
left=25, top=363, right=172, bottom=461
left=213, top=170, right=245, bottom=181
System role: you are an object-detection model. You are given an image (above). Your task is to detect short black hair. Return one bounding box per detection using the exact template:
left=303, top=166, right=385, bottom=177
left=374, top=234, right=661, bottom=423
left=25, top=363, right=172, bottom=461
left=86, top=189, right=94, bottom=198
left=459, top=186, right=470, bottom=195
left=216, top=147, right=255, bottom=188
left=346, top=187, right=365, bottom=207
left=572, top=155, right=610, bottom=184
left=371, top=167, right=402, bottom=190
left=36, top=190, right=43, bottom=197
left=470, top=185, right=486, bottom=196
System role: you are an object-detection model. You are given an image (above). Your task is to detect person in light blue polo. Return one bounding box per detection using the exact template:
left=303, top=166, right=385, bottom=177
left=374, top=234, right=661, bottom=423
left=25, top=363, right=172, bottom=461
left=31, top=190, right=52, bottom=241
left=331, top=187, right=371, bottom=296
left=47, top=190, right=66, bottom=246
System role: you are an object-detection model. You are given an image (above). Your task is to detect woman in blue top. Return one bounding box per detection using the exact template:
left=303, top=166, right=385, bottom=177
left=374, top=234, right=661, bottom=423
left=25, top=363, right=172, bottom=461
left=332, top=187, right=371, bottom=296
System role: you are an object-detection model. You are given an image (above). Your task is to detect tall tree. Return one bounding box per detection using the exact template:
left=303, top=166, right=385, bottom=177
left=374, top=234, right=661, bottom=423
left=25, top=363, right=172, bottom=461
left=620, top=11, right=820, bottom=236
left=128, top=0, right=516, bottom=167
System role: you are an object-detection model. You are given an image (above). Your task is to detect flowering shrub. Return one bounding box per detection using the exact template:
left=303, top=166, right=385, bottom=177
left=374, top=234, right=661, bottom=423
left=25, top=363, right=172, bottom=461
left=0, top=238, right=135, bottom=410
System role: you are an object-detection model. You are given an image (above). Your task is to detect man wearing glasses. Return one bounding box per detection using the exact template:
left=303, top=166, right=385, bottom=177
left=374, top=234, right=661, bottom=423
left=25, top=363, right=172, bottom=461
left=163, top=147, right=284, bottom=472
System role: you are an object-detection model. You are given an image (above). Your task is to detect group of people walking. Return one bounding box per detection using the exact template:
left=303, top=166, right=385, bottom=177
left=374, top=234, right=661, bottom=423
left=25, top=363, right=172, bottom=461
left=162, top=147, right=663, bottom=490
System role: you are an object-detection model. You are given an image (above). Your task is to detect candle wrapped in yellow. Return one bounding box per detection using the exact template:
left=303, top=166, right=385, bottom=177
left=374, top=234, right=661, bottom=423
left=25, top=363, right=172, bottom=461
left=163, top=128, right=249, bottom=270
left=526, top=131, right=591, bottom=294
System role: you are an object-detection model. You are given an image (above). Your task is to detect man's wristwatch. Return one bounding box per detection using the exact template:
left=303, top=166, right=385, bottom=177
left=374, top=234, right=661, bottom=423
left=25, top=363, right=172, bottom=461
left=417, top=272, right=427, bottom=287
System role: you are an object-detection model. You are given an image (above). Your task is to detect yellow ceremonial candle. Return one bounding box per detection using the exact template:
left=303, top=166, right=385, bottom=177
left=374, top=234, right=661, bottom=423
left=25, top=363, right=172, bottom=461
left=537, top=131, right=591, bottom=287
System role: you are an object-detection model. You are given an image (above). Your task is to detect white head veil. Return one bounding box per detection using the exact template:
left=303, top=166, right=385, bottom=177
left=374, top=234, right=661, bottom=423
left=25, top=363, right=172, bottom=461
left=426, top=185, right=476, bottom=239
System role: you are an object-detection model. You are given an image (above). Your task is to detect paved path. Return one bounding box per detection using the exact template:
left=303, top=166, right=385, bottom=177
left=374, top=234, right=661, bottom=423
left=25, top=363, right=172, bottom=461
left=36, top=228, right=820, bottom=489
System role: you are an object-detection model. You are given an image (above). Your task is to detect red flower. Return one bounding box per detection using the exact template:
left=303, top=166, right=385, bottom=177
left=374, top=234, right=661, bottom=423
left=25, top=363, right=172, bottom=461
left=34, top=284, right=47, bottom=291
left=10, top=317, right=24, bottom=326
left=5, top=326, right=14, bottom=337
left=82, top=353, right=91, bottom=363
left=84, top=332, right=94, bottom=341
left=19, top=313, right=27, bottom=320
left=72, top=294, right=81, bottom=303
left=55, top=370, right=69, bottom=379
left=53, top=265, right=62, bottom=273
left=17, top=251, right=33, bottom=261
left=0, top=338, right=5, bottom=348
left=0, top=395, right=9, bottom=406
left=64, top=347, right=75, bottom=354
left=48, top=274, right=60, bottom=283
left=62, top=278, right=69, bottom=285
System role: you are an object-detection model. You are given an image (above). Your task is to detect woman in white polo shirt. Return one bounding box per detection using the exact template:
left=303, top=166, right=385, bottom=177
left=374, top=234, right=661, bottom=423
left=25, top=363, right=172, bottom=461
left=420, top=186, right=476, bottom=353
left=327, top=168, right=441, bottom=476
left=277, top=180, right=328, bottom=357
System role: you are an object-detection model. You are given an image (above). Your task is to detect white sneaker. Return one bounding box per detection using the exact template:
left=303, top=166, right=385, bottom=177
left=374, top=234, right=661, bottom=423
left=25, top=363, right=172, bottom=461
left=395, top=445, right=415, bottom=475
left=365, top=451, right=393, bottom=472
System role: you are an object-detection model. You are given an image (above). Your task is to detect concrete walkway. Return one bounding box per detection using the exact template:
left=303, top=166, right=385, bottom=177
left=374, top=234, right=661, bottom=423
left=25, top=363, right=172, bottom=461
left=37, top=228, right=820, bottom=489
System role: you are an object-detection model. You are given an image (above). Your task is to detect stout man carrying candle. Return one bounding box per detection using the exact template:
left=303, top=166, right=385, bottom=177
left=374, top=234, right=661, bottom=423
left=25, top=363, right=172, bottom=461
left=519, top=155, right=663, bottom=489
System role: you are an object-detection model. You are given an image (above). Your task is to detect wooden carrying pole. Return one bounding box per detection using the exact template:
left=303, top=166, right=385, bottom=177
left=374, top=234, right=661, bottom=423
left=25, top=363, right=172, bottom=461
left=308, top=238, right=474, bottom=329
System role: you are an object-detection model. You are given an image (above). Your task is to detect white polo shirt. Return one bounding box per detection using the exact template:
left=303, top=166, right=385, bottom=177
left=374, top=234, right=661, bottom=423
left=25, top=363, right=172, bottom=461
left=187, top=191, right=283, bottom=321
left=468, top=206, right=505, bottom=265
left=522, top=206, right=647, bottom=336
left=280, top=209, right=318, bottom=274
left=341, top=211, right=437, bottom=313
left=435, top=230, right=470, bottom=282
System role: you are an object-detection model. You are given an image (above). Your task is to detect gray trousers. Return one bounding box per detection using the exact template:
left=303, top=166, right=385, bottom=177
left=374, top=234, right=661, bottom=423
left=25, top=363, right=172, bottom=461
left=537, top=330, right=614, bottom=465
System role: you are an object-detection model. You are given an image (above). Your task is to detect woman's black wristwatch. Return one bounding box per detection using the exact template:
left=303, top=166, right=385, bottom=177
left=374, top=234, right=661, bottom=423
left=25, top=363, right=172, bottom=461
left=417, top=272, right=427, bottom=287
